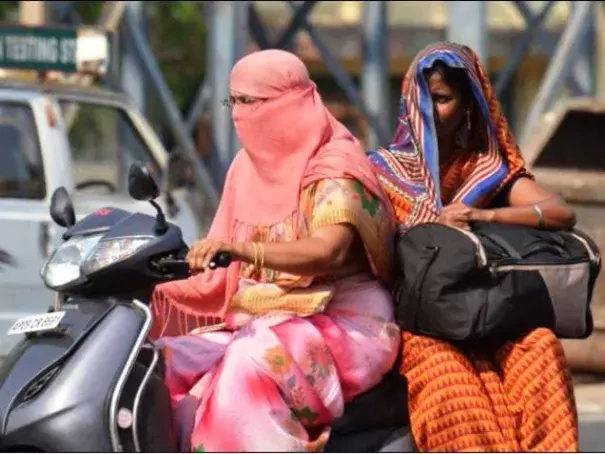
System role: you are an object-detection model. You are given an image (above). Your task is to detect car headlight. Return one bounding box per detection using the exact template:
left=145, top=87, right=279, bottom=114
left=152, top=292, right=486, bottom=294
left=81, top=237, right=153, bottom=275
left=41, top=234, right=103, bottom=288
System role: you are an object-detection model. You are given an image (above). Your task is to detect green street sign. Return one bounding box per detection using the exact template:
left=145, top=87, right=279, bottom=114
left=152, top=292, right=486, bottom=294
left=0, top=25, right=112, bottom=74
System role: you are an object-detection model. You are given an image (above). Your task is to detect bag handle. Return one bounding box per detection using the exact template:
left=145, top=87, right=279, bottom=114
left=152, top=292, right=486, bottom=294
left=485, top=231, right=570, bottom=259
left=485, top=233, right=522, bottom=260
left=523, top=244, right=570, bottom=259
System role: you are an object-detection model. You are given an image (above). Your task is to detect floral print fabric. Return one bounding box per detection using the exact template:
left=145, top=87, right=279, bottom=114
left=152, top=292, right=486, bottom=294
left=155, top=178, right=400, bottom=452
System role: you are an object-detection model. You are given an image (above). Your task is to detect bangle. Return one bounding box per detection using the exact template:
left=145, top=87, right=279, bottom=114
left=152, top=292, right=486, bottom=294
left=533, top=203, right=546, bottom=229
left=257, top=242, right=265, bottom=271
left=251, top=242, right=259, bottom=269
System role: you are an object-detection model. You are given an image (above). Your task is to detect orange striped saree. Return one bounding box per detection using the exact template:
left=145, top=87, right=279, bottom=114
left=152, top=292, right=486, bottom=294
left=368, top=42, right=578, bottom=452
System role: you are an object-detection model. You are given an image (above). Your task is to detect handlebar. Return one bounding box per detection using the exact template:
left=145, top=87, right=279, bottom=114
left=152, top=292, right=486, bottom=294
left=155, top=251, right=232, bottom=275
left=209, top=251, right=233, bottom=269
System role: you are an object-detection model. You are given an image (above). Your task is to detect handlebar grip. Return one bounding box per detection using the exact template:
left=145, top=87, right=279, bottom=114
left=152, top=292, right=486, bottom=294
left=156, top=258, right=188, bottom=268
left=208, top=251, right=232, bottom=270
left=157, top=252, right=232, bottom=274
left=154, top=258, right=190, bottom=278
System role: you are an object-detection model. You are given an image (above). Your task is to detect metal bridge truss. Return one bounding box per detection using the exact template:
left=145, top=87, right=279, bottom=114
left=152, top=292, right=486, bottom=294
left=48, top=0, right=605, bottom=195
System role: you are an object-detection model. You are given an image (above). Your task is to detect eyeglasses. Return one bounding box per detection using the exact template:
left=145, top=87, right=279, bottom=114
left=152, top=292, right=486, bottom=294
left=221, top=95, right=268, bottom=109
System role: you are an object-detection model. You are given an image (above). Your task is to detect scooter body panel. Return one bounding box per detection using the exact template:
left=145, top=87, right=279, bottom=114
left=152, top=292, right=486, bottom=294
left=0, top=299, right=146, bottom=452
left=0, top=298, right=415, bottom=452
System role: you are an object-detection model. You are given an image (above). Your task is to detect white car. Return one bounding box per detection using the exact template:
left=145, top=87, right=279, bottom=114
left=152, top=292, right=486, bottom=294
left=0, top=31, right=214, bottom=357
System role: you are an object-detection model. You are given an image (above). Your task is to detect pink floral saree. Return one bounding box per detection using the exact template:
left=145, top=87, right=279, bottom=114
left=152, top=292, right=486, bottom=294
left=153, top=178, right=400, bottom=452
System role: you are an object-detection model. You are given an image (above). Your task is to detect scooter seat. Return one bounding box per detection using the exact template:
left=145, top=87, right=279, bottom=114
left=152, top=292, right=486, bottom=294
left=330, top=369, right=409, bottom=436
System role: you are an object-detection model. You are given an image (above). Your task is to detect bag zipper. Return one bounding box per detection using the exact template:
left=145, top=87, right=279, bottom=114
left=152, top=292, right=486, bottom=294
left=448, top=225, right=488, bottom=268
left=570, top=232, right=601, bottom=265
left=491, top=253, right=590, bottom=269
left=493, top=261, right=589, bottom=273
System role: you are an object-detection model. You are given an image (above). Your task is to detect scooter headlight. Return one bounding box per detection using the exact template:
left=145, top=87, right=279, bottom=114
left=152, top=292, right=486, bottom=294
left=81, top=237, right=154, bottom=275
left=41, top=234, right=103, bottom=288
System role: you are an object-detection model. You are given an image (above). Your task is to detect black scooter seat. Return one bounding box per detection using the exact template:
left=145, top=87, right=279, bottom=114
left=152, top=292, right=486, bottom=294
left=330, top=369, right=409, bottom=436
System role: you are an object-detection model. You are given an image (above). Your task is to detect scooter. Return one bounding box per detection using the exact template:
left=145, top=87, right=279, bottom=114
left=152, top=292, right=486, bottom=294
left=0, top=162, right=415, bottom=452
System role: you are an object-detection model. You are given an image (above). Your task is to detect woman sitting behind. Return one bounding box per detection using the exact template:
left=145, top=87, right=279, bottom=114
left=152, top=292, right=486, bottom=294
left=151, top=49, right=400, bottom=452
left=368, top=42, right=578, bottom=452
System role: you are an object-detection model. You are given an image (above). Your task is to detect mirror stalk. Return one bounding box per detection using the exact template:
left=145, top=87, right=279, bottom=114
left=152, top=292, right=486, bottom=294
left=149, top=200, right=168, bottom=235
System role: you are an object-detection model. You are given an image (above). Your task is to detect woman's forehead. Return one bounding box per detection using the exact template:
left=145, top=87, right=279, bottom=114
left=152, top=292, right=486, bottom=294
left=426, top=71, right=455, bottom=92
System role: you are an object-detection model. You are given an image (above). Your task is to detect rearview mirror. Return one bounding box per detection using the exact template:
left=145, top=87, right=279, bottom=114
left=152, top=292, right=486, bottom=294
left=50, top=187, right=76, bottom=228
left=128, top=162, right=160, bottom=201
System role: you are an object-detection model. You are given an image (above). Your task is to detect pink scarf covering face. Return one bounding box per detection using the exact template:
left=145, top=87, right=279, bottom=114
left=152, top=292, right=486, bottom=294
left=152, top=50, right=392, bottom=335
left=230, top=49, right=389, bottom=225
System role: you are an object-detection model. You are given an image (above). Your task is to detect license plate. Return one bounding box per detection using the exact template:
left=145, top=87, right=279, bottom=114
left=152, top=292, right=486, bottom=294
left=7, top=311, right=66, bottom=336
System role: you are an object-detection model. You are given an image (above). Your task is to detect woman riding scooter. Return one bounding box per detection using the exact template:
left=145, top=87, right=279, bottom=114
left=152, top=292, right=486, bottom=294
left=150, top=50, right=400, bottom=452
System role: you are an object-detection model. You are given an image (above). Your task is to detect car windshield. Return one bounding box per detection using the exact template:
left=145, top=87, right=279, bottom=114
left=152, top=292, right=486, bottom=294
left=58, top=99, right=162, bottom=196
left=0, top=102, right=45, bottom=199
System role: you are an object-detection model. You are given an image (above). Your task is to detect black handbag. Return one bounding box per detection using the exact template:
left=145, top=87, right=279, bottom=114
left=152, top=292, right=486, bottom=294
left=392, top=221, right=601, bottom=343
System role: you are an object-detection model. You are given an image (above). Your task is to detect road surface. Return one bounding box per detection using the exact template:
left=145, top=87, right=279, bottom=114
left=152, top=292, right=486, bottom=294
left=580, top=412, right=605, bottom=451
left=577, top=375, right=605, bottom=451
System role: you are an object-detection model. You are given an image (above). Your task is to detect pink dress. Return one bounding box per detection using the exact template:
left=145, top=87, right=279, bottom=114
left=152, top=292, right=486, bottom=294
left=153, top=178, right=400, bottom=452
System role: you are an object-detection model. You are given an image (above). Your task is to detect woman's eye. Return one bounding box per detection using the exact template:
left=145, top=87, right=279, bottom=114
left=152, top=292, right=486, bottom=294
left=240, top=97, right=255, bottom=104
left=433, top=95, right=450, bottom=104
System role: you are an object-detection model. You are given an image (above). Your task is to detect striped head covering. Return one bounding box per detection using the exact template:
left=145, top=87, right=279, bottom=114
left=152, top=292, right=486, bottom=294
left=368, top=42, right=528, bottom=229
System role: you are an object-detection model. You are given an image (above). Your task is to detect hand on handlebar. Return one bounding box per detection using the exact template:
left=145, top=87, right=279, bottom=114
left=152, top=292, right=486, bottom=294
left=157, top=251, right=231, bottom=278
left=186, top=238, right=235, bottom=272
